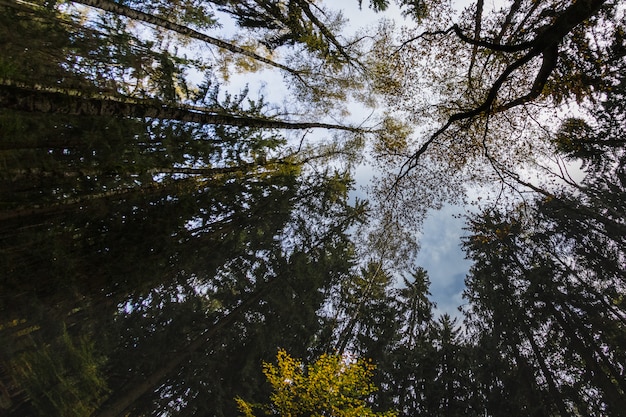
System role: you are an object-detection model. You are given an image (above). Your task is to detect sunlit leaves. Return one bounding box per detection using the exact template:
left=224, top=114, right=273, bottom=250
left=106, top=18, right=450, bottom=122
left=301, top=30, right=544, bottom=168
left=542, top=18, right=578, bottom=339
left=236, top=349, right=397, bottom=417
left=373, top=116, right=412, bottom=158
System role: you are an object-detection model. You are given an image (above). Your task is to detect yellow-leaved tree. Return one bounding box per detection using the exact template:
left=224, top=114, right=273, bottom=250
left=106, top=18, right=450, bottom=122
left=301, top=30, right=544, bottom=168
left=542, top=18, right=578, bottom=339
left=236, top=349, right=397, bottom=417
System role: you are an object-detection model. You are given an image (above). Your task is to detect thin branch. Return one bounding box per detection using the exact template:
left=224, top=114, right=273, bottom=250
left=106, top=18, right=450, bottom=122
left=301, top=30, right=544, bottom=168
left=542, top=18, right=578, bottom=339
left=452, top=24, right=535, bottom=52
left=480, top=115, right=530, bottom=209
left=494, top=0, right=523, bottom=44
left=391, top=27, right=454, bottom=56
left=394, top=48, right=537, bottom=186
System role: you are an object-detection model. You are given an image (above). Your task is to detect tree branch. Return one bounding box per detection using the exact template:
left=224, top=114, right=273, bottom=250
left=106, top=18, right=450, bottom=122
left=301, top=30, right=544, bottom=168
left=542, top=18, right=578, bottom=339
left=391, top=27, right=454, bottom=56
left=467, top=0, right=485, bottom=84
left=452, top=24, right=535, bottom=52
left=294, top=0, right=357, bottom=67
left=393, top=0, right=608, bottom=187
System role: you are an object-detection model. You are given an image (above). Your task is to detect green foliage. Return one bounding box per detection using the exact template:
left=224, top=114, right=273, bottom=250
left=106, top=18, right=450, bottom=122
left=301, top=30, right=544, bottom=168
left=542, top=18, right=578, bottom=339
left=553, top=117, right=602, bottom=163
left=361, top=0, right=390, bottom=12
left=358, top=0, right=430, bottom=19
left=125, top=0, right=218, bottom=30
left=216, top=0, right=348, bottom=63
left=9, top=326, right=108, bottom=417
left=236, top=349, right=397, bottom=417
left=463, top=186, right=626, bottom=415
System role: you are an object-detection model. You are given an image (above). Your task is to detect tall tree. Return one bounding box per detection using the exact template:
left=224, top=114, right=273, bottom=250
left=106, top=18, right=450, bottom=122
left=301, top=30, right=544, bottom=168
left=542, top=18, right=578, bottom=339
left=463, top=198, right=626, bottom=415
left=0, top=5, right=365, bottom=413
left=369, top=268, right=439, bottom=417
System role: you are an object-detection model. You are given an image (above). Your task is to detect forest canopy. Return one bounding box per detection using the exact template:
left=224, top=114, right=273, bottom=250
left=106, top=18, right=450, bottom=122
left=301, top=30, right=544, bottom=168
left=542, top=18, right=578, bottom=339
left=0, top=0, right=624, bottom=416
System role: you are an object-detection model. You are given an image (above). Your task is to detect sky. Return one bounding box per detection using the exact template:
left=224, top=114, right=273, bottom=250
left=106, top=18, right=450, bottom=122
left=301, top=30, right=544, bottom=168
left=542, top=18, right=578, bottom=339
left=414, top=204, right=472, bottom=320
left=213, top=1, right=477, bottom=319
left=339, top=1, right=473, bottom=319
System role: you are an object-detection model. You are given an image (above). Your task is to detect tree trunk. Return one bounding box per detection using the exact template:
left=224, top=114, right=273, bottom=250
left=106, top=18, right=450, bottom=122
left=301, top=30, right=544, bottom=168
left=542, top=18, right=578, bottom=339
left=0, top=83, right=361, bottom=132
left=0, top=177, right=193, bottom=223
left=560, top=301, right=626, bottom=394
left=518, top=322, right=570, bottom=416
left=71, top=0, right=301, bottom=76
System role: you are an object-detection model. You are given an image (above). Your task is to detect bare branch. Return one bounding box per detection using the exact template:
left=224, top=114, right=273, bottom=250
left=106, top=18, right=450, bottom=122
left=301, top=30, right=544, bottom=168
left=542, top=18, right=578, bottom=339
left=391, top=27, right=454, bottom=56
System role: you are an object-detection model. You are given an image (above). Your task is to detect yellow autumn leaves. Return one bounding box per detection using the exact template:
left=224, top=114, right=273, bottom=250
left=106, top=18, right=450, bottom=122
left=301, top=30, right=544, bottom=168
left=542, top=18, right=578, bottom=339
left=236, top=349, right=397, bottom=417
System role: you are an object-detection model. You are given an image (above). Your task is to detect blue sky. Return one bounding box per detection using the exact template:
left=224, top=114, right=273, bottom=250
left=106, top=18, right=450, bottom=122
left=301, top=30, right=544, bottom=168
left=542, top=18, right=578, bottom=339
left=351, top=170, right=471, bottom=320
left=415, top=204, right=473, bottom=319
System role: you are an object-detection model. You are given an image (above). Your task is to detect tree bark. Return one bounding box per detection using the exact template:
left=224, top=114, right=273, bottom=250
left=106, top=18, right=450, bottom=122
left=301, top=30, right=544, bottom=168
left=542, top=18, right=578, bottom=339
left=0, top=83, right=361, bottom=132
left=0, top=178, right=193, bottom=223
left=518, top=322, right=570, bottom=416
